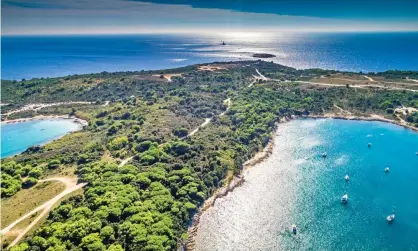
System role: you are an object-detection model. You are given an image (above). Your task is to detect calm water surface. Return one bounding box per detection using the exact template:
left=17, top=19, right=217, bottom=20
left=194, top=119, right=418, bottom=251
left=1, top=119, right=82, bottom=158
left=2, top=32, right=418, bottom=79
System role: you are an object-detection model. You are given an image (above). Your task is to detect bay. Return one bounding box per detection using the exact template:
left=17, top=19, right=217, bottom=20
left=1, top=119, right=82, bottom=158
left=194, top=119, right=418, bottom=251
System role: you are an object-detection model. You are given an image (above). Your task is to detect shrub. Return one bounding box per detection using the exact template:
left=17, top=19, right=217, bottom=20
left=173, top=128, right=188, bottom=137
left=107, top=126, right=117, bottom=135
left=28, top=167, right=42, bottom=179
left=48, top=159, right=61, bottom=169
left=22, top=177, right=38, bottom=188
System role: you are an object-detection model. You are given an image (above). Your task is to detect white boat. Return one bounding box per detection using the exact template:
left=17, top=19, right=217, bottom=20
left=386, top=214, right=395, bottom=222
left=292, top=224, right=297, bottom=235
left=322, top=152, right=327, bottom=158
left=345, top=175, right=350, bottom=181
left=415, top=152, right=418, bottom=155
left=385, top=167, right=390, bottom=172
left=368, top=143, right=372, bottom=147
left=341, top=194, right=348, bottom=204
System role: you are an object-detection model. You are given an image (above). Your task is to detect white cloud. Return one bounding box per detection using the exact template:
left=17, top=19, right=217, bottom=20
left=3, top=0, right=418, bottom=35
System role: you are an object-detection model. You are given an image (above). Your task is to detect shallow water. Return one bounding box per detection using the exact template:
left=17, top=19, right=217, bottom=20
left=194, top=119, right=418, bottom=251
left=1, top=119, right=82, bottom=158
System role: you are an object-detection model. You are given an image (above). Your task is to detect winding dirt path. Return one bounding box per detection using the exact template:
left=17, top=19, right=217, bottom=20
left=406, top=77, right=418, bottom=83
left=118, top=98, right=233, bottom=168
left=294, top=80, right=418, bottom=92
left=152, top=73, right=183, bottom=82
left=118, top=156, right=133, bottom=167
left=4, top=102, right=93, bottom=116
left=255, top=69, right=268, bottom=81
left=1, top=177, right=86, bottom=248
left=248, top=79, right=256, bottom=88
left=181, top=98, right=232, bottom=140
left=333, top=104, right=352, bottom=115
left=364, top=76, right=375, bottom=82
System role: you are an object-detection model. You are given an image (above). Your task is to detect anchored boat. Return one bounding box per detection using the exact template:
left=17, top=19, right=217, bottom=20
left=385, top=167, right=390, bottom=172
left=341, top=194, right=348, bottom=204
left=292, top=224, right=297, bottom=235
left=322, top=152, right=327, bottom=158
left=386, top=214, right=395, bottom=223
left=345, top=175, right=350, bottom=181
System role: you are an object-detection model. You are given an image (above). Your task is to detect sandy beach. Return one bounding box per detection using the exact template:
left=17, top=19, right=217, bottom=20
left=1, top=114, right=88, bottom=127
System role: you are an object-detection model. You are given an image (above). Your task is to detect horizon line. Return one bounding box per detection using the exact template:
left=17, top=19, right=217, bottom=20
left=3, top=29, right=418, bottom=36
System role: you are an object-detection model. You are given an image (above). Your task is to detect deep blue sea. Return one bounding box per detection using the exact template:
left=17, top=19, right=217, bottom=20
left=194, top=119, right=418, bottom=251
left=2, top=32, right=418, bottom=80
left=1, top=119, right=82, bottom=158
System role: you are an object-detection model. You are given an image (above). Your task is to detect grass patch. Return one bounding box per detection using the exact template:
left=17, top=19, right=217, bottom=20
left=1, top=181, right=66, bottom=227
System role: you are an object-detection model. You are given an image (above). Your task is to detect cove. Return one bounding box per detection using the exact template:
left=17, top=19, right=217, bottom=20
left=193, top=118, right=418, bottom=251
left=1, top=119, right=83, bottom=158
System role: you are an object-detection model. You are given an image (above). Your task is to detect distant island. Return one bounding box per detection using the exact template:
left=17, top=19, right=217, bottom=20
left=2, top=60, right=418, bottom=251
left=253, top=53, right=276, bottom=58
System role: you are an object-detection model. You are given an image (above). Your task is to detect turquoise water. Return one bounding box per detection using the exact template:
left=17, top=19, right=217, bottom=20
left=1, top=119, right=82, bottom=158
left=194, top=119, right=418, bottom=251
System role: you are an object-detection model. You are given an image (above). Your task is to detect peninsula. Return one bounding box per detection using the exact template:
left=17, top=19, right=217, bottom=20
left=2, top=61, right=418, bottom=251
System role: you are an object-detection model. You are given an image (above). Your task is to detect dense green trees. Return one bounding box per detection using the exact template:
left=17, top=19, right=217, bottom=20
left=1, top=161, right=37, bottom=197
left=406, top=112, right=418, bottom=126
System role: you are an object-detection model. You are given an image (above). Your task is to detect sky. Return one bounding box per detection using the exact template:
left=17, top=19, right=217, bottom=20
left=2, top=0, right=418, bottom=35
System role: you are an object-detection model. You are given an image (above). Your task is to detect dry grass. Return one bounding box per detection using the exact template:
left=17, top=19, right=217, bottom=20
left=1, top=211, right=40, bottom=247
left=101, top=150, right=116, bottom=163
left=1, top=181, right=65, bottom=228
left=152, top=73, right=183, bottom=82
left=1, top=185, right=84, bottom=249
left=198, top=65, right=227, bottom=71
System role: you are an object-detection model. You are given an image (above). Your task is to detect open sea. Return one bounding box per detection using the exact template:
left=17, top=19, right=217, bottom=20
left=194, top=119, right=418, bottom=251
left=2, top=32, right=418, bottom=80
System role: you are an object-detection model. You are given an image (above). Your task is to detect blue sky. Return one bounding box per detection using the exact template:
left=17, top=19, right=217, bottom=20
left=2, top=0, right=418, bottom=35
